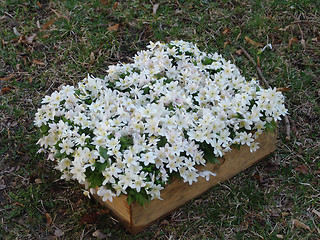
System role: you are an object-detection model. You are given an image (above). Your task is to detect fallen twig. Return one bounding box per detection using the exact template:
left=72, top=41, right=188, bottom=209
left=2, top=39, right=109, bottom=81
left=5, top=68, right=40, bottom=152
left=240, top=46, right=270, bottom=88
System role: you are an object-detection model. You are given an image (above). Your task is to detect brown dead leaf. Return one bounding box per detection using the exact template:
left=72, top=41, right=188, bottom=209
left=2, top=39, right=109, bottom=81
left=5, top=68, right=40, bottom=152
left=160, top=219, right=169, bottom=226
left=42, top=19, right=56, bottom=30
left=113, top=2, right=119, bottom=9
left=19, top=34, right=37, bottom=45
left=79, top=209, right=109, bottom=225
left=41, top=33, right=51, bottom=39
left=1, top=87, right=11, bottom=94
left=236, top=49, right=243, bottom=55
left=292, top=219, right=311, bottom=231
left=312, top=36, right=320, bottom=42
left=100, top=0, right=110, bottom=6
left=253, top=172, right=263, bottom=185
left=0, top=73, right=16, bottom=81
left=1, top=37, right=5, bottom=47
left=28, top=76, right=33, bottom=83
left=295, top=164, right=309, bottom=174
left=276, top=87, right=291, bottom=92
left=282, top=212, right=290, bottom=217
left=245, top=36, right=263, bottom=48
left=89, top=52, right=95, bottom=65
left=312, top=209, right=320, bottom=218
left=223, top=41, right=231, bottom=49
left=51, top=9, right=69, bottom=21
left=36, top=1, right=42, bottom=7
left=34, top=178, right=42, bottom=184
left=222, top=27, right=230, bottom=35
left=288, top=37, right=299, bottom=48
left=257, top=56, right=260, bottom=68
left=22, top=56, right=28, bottom=65
left=14, top=202, right=24, bottom=207
left=108, top=23, right=119, bottom=32
left=31, top=59, right=46, bottom=66
left=45, top=213, right=52, bottom=226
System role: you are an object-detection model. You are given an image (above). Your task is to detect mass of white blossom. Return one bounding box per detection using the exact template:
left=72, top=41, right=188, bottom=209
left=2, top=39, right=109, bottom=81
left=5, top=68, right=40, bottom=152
left=35, top=40, right=287, bottom=204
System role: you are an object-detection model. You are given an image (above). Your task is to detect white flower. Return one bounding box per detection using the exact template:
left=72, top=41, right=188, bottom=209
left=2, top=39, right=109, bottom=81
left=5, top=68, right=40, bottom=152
left=140, top=152, right=156, bottom=166
left=131, top=174, right=147, bottom=193
left=183, top=170, right=199, bottom=185
left=70, top=160, right=86, bottom=183
left=238, top=132, right=254, bottom=146
left=59, top=139, right=74, bottom=155
left=249, top=141, right=260, bottom=152
left=55, top=158, right=72, bottom=171
left=199, top=170, right=217, bottom=181
left=97, top=186, right=116, bottom=202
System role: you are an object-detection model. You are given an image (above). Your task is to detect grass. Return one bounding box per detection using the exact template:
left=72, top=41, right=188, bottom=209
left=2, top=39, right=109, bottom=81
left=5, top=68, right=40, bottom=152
left=1, top=0, right=319, bottom=239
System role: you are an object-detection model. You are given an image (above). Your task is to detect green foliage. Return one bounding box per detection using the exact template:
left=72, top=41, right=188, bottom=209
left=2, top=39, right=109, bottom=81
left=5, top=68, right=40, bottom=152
left=94, top=161, right=110, bottom=172
left=127, top=188, right=151, bottom=206
left=119, top=136, right=133, bottom=151
left=54, top=151, right=67, bottom=159
left=157, top=136, right=167, bottom=148
left=98, top=146, right=110, bottom=164
left=40, top=124, right=50, bottom=135
left=201, top=57, right=214, bottom=65
left=200, top=142, right=220, bottom=164
left=85, top=169, right=105, bottom=189
left=265, top=120, right=277, bottom=133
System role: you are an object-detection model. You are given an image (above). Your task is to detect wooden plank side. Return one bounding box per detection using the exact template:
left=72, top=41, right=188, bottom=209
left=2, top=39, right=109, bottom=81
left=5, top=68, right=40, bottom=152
left=94, top=131, right=277, bottom=233
left=93, top=193, right=132, bottom=229
left=130, top=132, right=277, bottom=231
left=213, top=131, right=277, bottom=183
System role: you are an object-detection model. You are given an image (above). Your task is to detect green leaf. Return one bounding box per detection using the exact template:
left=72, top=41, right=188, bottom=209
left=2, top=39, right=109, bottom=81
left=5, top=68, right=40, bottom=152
left=126, top=188, right=151, bottom=206
left=99, top=146, right=109, bottom=161
left=54, top=151, right=67, bottom=159
left=143, top=86, right=150, bottom=95
left=40, top=125, right=50, bottom=134
left=119, top=136, right=133, bottom=151
left=84, top=98, right=93, bottom=105
left=236, top=113, right=245, bottom=119
left=85, top=169, right=104, bottom=188
left=200, top=142, right=220, bottom=164
left=202, top=57, right=214, bottom=65
left=265, top=120, right=277, bottom=133
left=94, top=161, right=109, bottom=172
left=157, top=136, right=167, bottom=148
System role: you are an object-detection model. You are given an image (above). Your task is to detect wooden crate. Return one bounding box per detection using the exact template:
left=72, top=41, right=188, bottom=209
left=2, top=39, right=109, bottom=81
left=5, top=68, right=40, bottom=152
left=93, top=131, right=277, bottom=234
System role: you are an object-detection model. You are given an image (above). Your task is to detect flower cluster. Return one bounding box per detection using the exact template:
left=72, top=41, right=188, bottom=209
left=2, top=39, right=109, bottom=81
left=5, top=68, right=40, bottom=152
left=35, top=40, right=287, bottom=205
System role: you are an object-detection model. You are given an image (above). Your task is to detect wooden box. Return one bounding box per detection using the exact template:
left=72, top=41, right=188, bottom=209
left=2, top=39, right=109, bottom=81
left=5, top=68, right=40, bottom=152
left=93, top=132, right=277, bottom=234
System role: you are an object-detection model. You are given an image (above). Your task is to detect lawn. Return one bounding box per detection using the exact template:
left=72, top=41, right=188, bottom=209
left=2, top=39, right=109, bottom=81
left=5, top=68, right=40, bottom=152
left=0, top=0, right=319, bottom=239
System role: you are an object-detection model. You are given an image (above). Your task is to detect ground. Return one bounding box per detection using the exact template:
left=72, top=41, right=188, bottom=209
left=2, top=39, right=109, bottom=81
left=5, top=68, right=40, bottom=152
left=0, top=0, right=319, bottom=239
